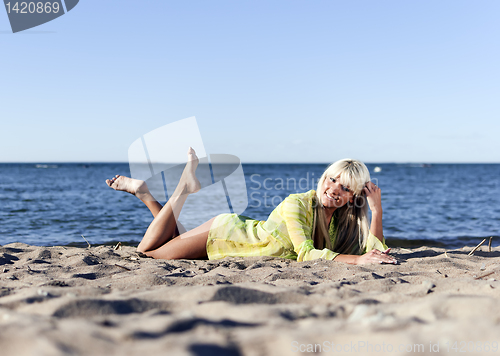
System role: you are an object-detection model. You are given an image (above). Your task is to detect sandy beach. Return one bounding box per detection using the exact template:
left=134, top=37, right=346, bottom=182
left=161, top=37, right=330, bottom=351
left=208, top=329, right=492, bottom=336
left=1, top=242, right=499, bottom=355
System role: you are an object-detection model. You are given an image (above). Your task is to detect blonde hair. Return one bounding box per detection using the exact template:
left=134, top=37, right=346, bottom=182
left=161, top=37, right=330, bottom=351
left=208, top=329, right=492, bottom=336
left=313, top=159, right=371, bottom=254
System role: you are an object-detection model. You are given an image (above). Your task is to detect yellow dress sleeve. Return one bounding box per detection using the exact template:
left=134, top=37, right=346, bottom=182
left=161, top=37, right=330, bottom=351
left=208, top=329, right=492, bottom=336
left=281, top=195, right=337, bottom=262
left=364, top=232, right=389, bottom=253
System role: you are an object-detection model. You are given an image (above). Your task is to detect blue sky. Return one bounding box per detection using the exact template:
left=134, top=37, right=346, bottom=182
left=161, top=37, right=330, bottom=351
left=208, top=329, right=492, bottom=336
left=1, top=0, right=499, bottom=163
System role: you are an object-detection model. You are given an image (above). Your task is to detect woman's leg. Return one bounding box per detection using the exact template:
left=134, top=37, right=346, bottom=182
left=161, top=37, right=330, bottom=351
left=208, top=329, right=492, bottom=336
left=106, top=174, right=187, bottom=235
left=106, top=147, right=200, bottom=253
left=106, top=175, right=163, bottom=217
left=138, top=147, right=201, bottom=252
left=145, top=217, right=215, bottom=259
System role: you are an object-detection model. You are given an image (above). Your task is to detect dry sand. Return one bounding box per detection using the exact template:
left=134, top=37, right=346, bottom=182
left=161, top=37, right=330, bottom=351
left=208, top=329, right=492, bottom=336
left=1, top=242, right=500, bottom=356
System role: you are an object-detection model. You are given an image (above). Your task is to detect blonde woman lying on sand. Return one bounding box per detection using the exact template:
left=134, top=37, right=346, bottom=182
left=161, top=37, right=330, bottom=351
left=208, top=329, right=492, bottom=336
left=106, top=148, right=396, bottom=265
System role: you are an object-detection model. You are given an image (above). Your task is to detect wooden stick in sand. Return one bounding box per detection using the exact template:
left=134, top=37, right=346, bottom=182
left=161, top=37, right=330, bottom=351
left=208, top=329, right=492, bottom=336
left=474, top=271, right=495, bottom=280
left=468, top=239, right=487, bottom=256
left=81, top=235, right=91, bottom=248
left=114, top=264, right=131, bottom=271
left=488, top=237, right=493, bottom=252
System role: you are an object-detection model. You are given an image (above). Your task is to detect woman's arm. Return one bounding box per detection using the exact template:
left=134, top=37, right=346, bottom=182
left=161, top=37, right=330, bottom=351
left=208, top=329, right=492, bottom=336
left=331, top=182, right=397, bottom=265
left=364, top=181, right=384, bottom=242
left=281, top=194, right=338, bottom=261
left=334, top=248, right=396, bottom=265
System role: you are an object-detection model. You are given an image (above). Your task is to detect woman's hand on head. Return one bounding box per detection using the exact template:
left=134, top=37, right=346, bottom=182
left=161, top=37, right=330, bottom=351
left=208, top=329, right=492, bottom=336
left=355, top=248, right=397, bottom=265
left=364, top=181, right=382, bottom=214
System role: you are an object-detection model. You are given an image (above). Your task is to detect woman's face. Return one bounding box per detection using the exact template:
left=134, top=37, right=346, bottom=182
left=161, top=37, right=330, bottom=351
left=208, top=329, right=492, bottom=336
left=320, top=175, right=354, bottom=211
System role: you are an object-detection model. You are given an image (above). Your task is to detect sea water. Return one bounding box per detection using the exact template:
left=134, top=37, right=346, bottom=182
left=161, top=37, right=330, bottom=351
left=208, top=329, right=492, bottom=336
left=0, top=163, right=499, bottom=248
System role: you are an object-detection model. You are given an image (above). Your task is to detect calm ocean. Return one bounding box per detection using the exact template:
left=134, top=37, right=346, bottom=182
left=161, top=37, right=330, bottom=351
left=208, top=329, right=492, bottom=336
left=1, top=163, right=499, bottom=249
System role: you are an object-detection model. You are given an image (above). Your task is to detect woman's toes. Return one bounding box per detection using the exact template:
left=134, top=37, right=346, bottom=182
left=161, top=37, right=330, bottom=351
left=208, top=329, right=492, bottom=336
left=187, top=147, right=199, bottom=163
left=106, top=176, right=119, bottom=188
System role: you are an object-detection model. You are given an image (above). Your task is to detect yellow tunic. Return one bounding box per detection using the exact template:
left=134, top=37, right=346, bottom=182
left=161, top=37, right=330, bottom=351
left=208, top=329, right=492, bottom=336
left=206, top=190, right=388, bottom=261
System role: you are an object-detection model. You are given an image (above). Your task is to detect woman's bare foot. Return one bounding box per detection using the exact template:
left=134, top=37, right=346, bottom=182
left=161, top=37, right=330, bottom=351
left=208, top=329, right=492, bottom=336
left=175, top=147, right=201, bottom=196
left=105, top=175, right=151, bottom=200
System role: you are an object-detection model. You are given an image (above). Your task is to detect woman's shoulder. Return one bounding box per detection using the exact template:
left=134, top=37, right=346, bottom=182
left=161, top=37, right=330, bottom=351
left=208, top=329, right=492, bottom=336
left=286, top=190, right=316, bottom=205
left=277, top=190, right=316, bottom=219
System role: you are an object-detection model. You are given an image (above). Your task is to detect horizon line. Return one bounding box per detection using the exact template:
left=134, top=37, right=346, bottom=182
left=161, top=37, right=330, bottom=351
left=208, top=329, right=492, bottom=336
left=1, top=161, right=500, bottom=165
